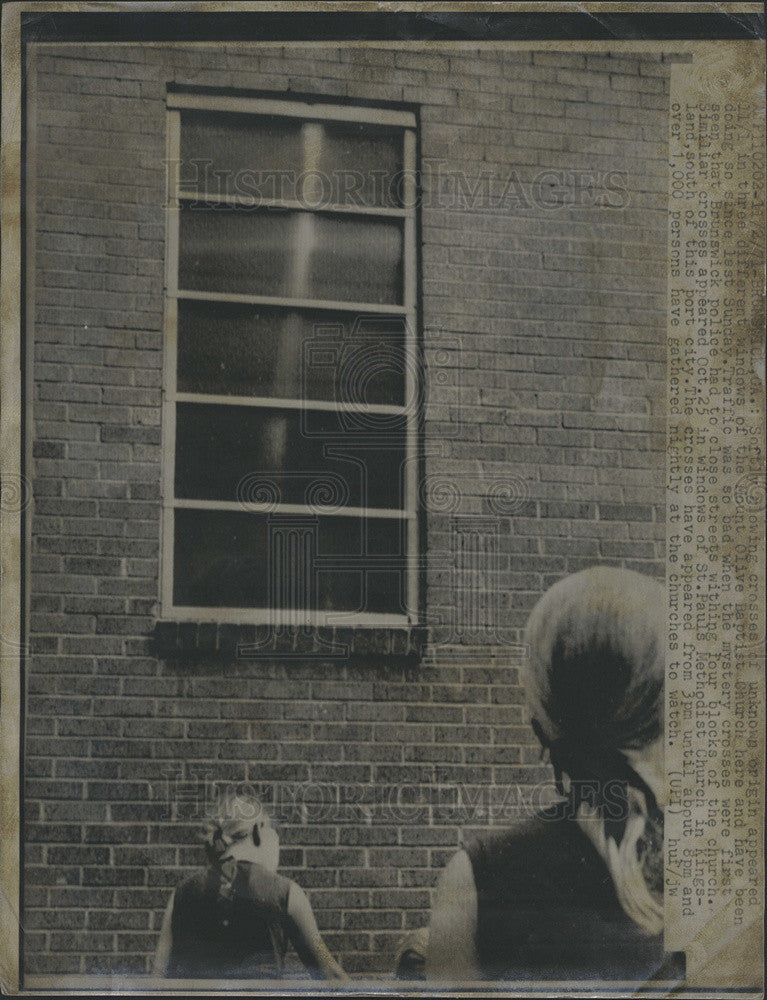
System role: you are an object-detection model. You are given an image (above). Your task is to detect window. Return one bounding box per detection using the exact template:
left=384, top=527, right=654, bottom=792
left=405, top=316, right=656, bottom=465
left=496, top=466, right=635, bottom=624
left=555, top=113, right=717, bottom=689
left=162, top=92, right=419, bottom=626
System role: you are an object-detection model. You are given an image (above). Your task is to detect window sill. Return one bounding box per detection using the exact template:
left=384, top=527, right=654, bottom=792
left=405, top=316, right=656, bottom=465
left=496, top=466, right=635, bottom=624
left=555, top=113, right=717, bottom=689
left=152, top=620, right=427, bottom=665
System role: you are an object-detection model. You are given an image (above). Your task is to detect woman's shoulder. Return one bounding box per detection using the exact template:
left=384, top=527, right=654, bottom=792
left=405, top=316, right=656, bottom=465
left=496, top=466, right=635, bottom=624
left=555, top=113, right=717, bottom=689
left=463, top=808, right=579, bottom=859
left=461, top=810, right=603, bottom=900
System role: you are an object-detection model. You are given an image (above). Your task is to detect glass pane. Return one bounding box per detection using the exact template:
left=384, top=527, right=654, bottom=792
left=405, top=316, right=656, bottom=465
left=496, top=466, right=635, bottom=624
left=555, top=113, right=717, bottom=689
left=178, top=205, right=403, bottom=304
left=175, top=402, right=406, bottom=509
left=173, top=508, right=408, bottom=614
left=177, top=302, right=408, bottom=406
left=314, top=120, right=404, bottom=208
left=179, top=111, right=304, bottom=197
left=179, top=111, right=403, bottom=208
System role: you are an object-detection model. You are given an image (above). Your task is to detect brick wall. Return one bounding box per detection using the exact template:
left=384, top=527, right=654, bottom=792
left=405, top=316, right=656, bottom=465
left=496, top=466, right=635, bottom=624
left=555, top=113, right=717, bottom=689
left=24, top=44, right=670, bottom=975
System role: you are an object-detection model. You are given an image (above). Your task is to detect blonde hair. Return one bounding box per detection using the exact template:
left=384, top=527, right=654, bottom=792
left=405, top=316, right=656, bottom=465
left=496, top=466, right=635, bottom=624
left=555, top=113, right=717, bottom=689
left=201, top=793, right=270, bottom=863
left=523, top=566, right=665, bottom=935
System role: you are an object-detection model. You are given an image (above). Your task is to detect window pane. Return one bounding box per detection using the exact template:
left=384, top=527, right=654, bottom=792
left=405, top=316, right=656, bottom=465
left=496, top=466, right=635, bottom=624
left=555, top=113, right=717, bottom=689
left=173, top=508, right=407, bottom=614
left=178, top=205, right=403, bottom=304
left=179, top=111, right=304, bottom=196
left=175, top=402, right=406, bottom=509
left=179, top=111, right=403, bottom=208
left=177, top=302, right=408, bottom=406
left=313, top=120, right=404, bottom=208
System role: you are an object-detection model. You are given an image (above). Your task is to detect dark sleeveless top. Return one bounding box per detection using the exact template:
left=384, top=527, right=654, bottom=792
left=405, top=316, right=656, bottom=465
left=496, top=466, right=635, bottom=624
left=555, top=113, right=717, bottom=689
left=167, top=860, right=291, bottom=979
left=463, top=811, right=685, bottom=982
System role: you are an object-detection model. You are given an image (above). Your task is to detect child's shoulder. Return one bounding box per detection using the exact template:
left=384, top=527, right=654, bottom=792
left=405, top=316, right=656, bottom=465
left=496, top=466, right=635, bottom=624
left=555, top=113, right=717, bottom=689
left=171, top=868, right=214, bottom=909
left=234, top=861, right=293, bottom=913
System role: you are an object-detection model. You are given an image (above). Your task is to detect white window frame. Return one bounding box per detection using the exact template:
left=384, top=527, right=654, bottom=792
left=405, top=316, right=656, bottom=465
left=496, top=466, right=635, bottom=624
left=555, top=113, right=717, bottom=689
left=161, top=92, right=419, bottom=628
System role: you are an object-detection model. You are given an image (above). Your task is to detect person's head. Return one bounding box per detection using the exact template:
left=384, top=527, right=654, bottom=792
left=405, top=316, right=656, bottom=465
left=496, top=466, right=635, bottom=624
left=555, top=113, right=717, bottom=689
left=523, top=566, right=665, bottom=934
left=202, top=793, right=280, bottom=872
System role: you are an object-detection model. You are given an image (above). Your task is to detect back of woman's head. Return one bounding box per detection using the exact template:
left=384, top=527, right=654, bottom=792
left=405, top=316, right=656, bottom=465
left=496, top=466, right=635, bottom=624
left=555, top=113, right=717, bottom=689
left=523, top=566, right=665, bottom=936
left=524, top=566, right=664, bottom=753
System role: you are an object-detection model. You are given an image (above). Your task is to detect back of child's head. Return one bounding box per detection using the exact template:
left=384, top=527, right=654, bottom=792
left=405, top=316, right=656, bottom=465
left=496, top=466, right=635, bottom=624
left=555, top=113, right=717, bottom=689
left=201, top=793, right=273, bottom=865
